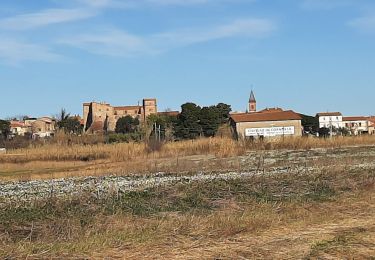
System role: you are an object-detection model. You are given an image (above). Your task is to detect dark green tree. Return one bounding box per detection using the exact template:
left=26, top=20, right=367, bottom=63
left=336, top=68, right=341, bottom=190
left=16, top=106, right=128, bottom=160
left=175, top=103, right=202, bottom=139
left=147, top=114, right=177, bottom=140
left=0, top=120, right=10, bottom=139
left=200, top=106, right=220, bottom=137
left=215, top=103, right=232, bottom=124
left=59, top=117, right=83, bottom=134
left=115, top=116, right=140, bottom=134
left=57, top=109, right=83, bottom=134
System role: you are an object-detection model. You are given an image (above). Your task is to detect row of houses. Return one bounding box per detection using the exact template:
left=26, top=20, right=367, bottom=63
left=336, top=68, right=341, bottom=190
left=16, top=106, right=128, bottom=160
left=317, top=112, right=375, bottom=135
left=7, top=92, right=374, bottom=140
left=230, top=91, right=375, bottom=139
left=9, top=117, right=56, bottom=138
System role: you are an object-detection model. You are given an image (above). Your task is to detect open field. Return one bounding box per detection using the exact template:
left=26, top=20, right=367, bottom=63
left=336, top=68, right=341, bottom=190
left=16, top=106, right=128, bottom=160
left=0, top=137, right=375, bottom=259
left=1, top=135, right=375, bottom=181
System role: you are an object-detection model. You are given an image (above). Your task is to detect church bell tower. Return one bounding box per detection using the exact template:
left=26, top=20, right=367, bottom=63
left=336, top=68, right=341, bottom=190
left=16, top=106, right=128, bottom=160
left=248, top=90, right=256, bottom=113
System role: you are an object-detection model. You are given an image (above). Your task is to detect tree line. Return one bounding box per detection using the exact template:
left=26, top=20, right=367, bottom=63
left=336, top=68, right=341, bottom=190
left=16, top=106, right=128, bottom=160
left=112, top=102, right=231, bottom=142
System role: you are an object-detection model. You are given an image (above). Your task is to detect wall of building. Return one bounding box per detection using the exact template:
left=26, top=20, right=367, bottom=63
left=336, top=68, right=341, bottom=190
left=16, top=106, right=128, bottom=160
left=318, top=116, right=344, bottom=128
left=344, top=120, right=369, bottom=135
left=235, top=120, right=303, bottom=139
left=83, top=99, right=158, bottom=133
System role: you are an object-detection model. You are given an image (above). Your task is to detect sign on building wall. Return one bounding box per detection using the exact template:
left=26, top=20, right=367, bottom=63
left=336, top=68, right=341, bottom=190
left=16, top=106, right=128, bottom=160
left=245, top=126, right=295, bottom=137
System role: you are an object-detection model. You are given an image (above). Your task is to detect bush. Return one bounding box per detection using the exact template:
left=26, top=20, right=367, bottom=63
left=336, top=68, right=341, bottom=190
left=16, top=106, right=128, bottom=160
left=108, top=133, right=142, bottom=143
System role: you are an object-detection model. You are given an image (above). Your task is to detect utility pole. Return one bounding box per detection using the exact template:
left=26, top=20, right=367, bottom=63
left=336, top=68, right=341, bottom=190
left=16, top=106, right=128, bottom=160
left=329, top=116, right=333, bottom=138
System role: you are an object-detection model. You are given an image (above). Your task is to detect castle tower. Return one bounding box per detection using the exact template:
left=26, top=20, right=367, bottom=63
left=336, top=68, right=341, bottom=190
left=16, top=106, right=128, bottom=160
left=248, top=90, right=256, bottom=113
left=142, top=98, right=157, bottom=121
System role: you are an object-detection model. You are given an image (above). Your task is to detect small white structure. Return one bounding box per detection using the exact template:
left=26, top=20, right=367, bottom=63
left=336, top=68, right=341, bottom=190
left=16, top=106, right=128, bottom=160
left=343, top=117, right=370, bottom=135
left=316, top=112, right=344, bottom=129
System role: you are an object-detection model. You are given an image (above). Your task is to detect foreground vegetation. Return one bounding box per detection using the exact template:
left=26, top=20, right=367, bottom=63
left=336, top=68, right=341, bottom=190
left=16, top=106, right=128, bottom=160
left=1, top=156, right=374, bottom=258
left=1, top=135, right=375, bottom=181
left=1, top=136, right=375, bottom=258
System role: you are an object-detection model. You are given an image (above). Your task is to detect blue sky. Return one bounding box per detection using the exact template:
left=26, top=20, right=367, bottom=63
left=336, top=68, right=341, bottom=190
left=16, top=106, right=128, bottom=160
left=0, top=0, right=374, bottom=118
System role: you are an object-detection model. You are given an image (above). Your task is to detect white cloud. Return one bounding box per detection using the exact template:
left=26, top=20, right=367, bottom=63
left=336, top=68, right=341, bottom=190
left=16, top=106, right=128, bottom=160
left=156, top=18, right=275, bottom=46
left=59, top=18, right=275, bottom=57
left=0, top=8, right=95, bottom=30
left=0, top=38, right=61, bottom=65
left=59, top=29, right=151, bottom=57
left=349, top=15, right=375, bottom=32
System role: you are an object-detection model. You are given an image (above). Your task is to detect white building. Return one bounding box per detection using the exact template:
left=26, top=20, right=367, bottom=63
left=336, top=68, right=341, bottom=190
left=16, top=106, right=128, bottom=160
left=343, top=117, right=371, bottom=135
left=316, top=112, right=344, bottom=129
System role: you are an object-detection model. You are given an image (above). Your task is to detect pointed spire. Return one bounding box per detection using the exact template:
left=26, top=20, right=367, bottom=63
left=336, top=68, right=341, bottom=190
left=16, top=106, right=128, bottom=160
left=249, top=90, right=256, bottom=102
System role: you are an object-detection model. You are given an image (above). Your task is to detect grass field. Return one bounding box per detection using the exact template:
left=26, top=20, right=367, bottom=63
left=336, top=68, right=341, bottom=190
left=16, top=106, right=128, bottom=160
left=0, top=136, right=375, bottom=259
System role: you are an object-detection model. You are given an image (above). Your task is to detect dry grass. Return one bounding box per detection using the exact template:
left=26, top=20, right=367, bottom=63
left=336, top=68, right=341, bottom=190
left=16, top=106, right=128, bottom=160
left=2, top=135, right=375, bottom=163
left=1, top=135, right=375, bottom=181
left=1, top=158, right=374, bottom=259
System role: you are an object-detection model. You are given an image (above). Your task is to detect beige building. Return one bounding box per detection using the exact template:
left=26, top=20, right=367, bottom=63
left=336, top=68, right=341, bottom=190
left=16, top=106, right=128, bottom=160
left=343, top=116, right=373, bottom=135
left=230, top=92, right=302, bottom=139
left=83, top=98, right=158, bottom=133
left=10, top=121, right=31, bottom=136
left=368, top=117, right=375, bottom=135
left=31, top=117, right=56, bottom=138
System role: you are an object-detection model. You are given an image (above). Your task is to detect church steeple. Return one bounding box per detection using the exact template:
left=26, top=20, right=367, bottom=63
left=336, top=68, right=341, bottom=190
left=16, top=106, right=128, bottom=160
left=248, top=90, right=256, bottom=113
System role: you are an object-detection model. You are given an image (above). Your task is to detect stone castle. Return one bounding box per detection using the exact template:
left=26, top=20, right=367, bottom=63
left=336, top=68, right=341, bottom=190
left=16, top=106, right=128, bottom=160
left=83, top=98, right=158, bottom=133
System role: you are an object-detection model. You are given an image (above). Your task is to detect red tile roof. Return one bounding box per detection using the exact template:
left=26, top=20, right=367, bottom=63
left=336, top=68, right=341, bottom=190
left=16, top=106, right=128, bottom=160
left=10, top=121, right=26, bottom=128
left=316, top=112, right=342, bottom=117
left=343, top=116, right=369, bottom=121
left=259, top=107, right=283, bottom=113
left=114, top=106, right=141, bottom=111
left=230, top=110, right=301, bottom=123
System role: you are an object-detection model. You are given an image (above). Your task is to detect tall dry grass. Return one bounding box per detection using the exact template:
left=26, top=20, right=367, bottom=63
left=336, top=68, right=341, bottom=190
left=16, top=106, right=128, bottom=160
left=1, top=135, right=375, bottom=164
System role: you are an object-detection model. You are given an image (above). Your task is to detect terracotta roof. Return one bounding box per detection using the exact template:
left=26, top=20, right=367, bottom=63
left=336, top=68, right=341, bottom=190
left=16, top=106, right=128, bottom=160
left=114, top=106, right=141, bottom=111
left=316, top=112, right=342, bottom=117
left=143, top=98, right=157, bottom=101
left=83, top=103, right=91, bottom=106
left=259, top=108, right=283, bottom=113
left=10, top=121, right=26, bottom=128
left=158, top=111, right=179, bottom=117
left=343, top=116, right=369, bottom=121
left=230, top=110, right=302, bottom=123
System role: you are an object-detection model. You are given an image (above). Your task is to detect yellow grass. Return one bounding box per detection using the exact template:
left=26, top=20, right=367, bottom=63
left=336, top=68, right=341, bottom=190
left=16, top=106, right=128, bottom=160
left=2, top=135, right=375, bottom=164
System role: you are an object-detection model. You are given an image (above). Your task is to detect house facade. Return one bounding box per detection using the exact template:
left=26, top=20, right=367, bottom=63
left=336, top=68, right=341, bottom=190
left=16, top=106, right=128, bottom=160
left=316, top=112, right=344, bottom=129
left=10, top=121, right=30, bottom=136
left=343, top=117, right=373, bottom=135
left=230, top=92, right=303, bottom=139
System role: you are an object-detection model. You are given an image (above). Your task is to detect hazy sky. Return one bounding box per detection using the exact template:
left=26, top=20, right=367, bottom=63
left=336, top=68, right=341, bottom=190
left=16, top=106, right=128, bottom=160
left=0, top=0, right=374, bottom=118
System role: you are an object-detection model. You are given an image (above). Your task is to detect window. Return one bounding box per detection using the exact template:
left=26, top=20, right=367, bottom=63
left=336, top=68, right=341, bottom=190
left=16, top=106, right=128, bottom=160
left=359, top=123, right=362, bottom=127
left=336, top=117, right=339, bottom=120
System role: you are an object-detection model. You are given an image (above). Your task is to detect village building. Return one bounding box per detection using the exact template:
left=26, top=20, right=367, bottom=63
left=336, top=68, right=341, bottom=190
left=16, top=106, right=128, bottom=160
left=31, top=117, right=56, bottom=138
left=368, top=117, right=375, bottom=135
left=343, top=116, right=373, bottom=135
left=10, top=121, right=31, bottom=137
left=9, top=117, right=56, bottom=138
left=230, top=92, right=303, bottom=139
left=83, top=98, right=178, bottom=133
left=316, top=112, right=344, bottom=129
